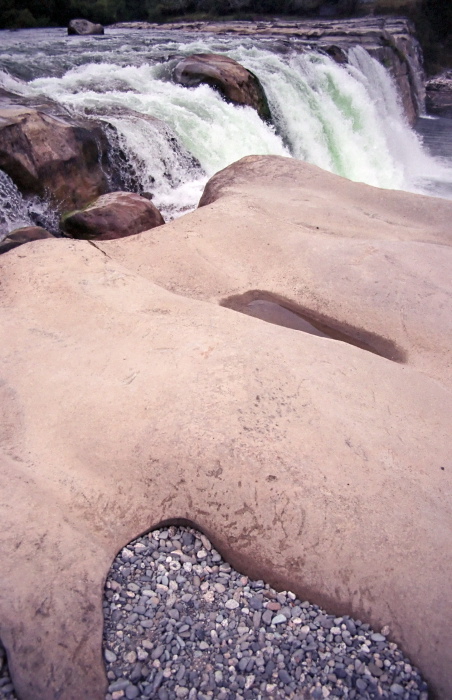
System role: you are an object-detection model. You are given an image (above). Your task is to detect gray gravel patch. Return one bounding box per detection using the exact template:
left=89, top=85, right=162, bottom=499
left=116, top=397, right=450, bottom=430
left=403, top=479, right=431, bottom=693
left=0, top=645, right=16, bottom=699
left=102, top=525, right=429, bottom=700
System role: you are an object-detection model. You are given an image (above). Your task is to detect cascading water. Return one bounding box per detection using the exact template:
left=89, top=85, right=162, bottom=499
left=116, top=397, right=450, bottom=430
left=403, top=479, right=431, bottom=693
left=347, top=46, right=452, bottom=195
left=103, top=112, right=207, bottom=218
left=0, top=27, right=451, bottom=231
left=0, top=169, right=58, bottom=240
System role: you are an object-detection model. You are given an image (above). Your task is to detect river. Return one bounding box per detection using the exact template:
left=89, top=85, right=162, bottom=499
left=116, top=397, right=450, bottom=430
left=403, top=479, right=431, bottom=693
left=1, top=26, right=452, bottom=234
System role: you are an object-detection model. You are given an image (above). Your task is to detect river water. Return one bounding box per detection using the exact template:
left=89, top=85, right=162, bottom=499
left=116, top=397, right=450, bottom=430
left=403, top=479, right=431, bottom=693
left=1, top=26, right=452, bottom=233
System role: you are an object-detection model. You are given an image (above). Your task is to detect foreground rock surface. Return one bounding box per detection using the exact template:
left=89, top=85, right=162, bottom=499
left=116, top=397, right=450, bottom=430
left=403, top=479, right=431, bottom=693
left=62, top=191, right=165, bottom=240
left=68, top=19, right=104, bottom=35
left=0, top=107, right=109, bottom=211
left=173, top=54, right=271, bottom=122
left=0, top=157, right=451, bottom=699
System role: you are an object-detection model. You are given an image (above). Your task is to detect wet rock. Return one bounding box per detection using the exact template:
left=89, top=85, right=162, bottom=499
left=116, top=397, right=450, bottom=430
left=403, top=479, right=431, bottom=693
left=426, top=71, right=452, bottom=118
left=0, top=108, right=109, bottom=211
left=61, top=191, right=164, bottom=241
left=173, top=54, right=271, bottom=122
left=0, top=226, right=54, bottom=255
left=68, top=19, right=104, bottom=36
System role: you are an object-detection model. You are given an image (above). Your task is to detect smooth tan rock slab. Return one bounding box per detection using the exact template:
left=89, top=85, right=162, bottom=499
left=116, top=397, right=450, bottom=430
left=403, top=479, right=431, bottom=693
left=101, top=156, right=452, bottom=390
left=0, top=157, right=451, bottom=699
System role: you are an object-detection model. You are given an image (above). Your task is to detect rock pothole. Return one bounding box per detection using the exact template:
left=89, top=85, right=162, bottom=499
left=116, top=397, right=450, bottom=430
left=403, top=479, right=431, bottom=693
left=220, top=292, right=406, bottom=363
left=102, top=525, right=428, bottom=700
left=0, top=524, right=432, bottom=699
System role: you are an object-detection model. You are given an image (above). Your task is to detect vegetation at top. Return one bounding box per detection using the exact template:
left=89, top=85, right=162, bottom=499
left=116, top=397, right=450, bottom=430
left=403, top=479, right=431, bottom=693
left=0, top=0, right=450, bottom=73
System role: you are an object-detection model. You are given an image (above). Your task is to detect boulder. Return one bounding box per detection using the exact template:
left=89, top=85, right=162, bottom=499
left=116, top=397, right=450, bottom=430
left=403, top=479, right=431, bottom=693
left=0, top=157, right=452, bottom=700
left=0, top=108, right=109, bottom=211
left=173, top=54, right=272, bottom=122
left=0, top=226, right=54, bottom=254
left=68, top=19, right=104, bottom=36
left=61, top=191, right=165, bottom=240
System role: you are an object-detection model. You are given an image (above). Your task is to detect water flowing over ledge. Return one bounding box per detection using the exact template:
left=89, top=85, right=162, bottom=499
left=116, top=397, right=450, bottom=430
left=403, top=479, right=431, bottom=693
left=1, top=23, right=452, bottom=234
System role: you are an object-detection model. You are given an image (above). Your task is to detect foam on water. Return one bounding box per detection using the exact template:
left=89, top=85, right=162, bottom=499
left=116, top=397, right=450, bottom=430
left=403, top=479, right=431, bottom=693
left=29, top=61, right=290, bottom=176
left=347, top=46, right=452, bottom=194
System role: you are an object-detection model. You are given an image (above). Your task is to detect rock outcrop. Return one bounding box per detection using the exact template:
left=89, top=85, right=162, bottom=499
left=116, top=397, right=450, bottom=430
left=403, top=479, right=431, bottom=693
left=62, top=191, right=165, bottom=240
left=1, top=157, right=451, bottom=700
left=0, top=226, right=54, bottom=254
left=68, top=19, right=104, bottom=36
left=173, top=54, right=271, bottom=122
left=0, top=107, right=109, bottom=211
left=426, top=70, right=452, bottom=117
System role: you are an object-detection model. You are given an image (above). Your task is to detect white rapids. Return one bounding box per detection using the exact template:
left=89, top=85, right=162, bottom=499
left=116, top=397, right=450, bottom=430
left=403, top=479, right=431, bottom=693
left=1, top=28, right=452, bottom=227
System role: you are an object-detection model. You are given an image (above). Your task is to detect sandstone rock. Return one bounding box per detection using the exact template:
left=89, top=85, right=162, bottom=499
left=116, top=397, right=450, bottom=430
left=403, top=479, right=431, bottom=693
left=0, top=157, right=451, bottom=700
left=68, top=19, right=104, bottom=36
left=0, top=226, right=54, bottom=254
left=173, top=54, right=271, bottom=122
left=61, top=191, right=164, bottom=240
left=0, top=107, right=109, bottom=211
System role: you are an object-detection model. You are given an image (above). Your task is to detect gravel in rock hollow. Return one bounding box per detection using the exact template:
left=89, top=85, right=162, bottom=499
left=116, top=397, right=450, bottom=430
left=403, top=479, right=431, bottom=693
left=0, top=525, right=429, bottom=699
left=102, top=526, right=429, bottom=700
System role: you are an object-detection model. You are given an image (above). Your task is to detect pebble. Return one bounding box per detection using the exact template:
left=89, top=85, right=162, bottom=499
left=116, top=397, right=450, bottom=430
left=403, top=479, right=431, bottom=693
left=272, top=613, right=287, bottom=625
left=0, top=525, right=430, bottom=700
left=371, top=632, right=387, bottom=643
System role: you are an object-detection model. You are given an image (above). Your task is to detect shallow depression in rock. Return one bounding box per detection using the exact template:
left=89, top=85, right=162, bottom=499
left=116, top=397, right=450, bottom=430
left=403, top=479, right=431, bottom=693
left=102, top=525, right=428, bottom=700
left=243, top=301, right=334, bottom=339
left=220, top=292, right=405, bottom=361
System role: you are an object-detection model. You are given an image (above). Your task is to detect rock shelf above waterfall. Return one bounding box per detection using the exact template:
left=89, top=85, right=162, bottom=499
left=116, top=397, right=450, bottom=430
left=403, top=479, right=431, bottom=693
left=112, top=16, right=425, bottom=123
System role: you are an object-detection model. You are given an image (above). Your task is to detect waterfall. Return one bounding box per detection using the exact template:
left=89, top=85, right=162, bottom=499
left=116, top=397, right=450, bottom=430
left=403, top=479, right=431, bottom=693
left=25, top=59, right=290, bottom=217
left=1, top=28, right=451, bottom=229
left=0, top=169, right=58, bottom=240
left=347, top=46, right=452, bottom=195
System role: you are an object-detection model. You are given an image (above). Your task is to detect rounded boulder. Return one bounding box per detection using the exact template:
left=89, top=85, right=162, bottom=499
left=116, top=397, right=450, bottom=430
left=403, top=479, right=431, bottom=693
left=61, top=191, right=165, bottom=241
left=68, top=19, right=104, bottom=36
left=173, top=53, right=271, bottom=122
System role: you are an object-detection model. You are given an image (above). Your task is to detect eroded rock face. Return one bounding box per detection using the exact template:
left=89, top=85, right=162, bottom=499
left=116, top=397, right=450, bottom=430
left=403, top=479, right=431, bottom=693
left=426, top=71, right=452, bottom=117
left=0, top=226, right=54, bottom=254
left=0, top=157, right=451, bottom=700
left=173, top=54, right=272, bottom=122
left=61, top=191, right=165, bottom=241
left=0, top=107, right=109, bottom=211
left=68, top=19, right=104, bottom=36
